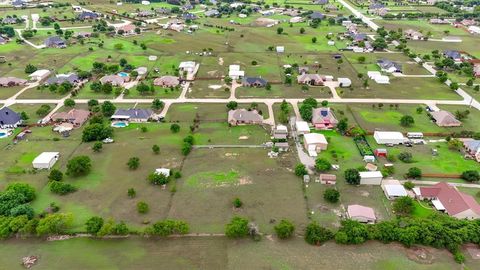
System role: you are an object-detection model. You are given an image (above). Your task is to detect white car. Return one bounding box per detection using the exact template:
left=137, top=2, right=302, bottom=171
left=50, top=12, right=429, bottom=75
left=102, top=138, right=114, bottom=144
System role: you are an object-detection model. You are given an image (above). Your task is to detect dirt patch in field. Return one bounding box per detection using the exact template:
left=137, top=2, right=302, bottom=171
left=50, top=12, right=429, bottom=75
left=239, top=136, right=249, bottom=140
left=208, top=84, right=223, bottom=90
left=239, top=176, right=252, bottom=185
left=225, top=152, right=239, bottom=157
left=465, top=244, right=480, bottom=260
left=218, top=57, right=224, bottom=65
left=360, top=191, right=370, bottom=197
left=405, top=246, right=434, bottom=264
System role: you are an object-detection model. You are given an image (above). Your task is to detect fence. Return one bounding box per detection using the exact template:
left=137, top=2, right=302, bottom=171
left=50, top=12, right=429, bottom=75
left=422, top=173, right=462, bottom=179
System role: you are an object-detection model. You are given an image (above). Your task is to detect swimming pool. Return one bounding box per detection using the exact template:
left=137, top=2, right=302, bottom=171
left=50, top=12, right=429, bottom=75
left=0, top=132, right=7, bottom=138
left=118, top=72, right=129, bottom=77
left=111, top=122, right=128, bottom=128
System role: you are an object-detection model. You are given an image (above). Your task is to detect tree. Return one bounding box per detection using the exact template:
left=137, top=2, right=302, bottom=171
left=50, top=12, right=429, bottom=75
left=24, top=64, right=37, bottom=74
left=102, top=82, right=113, bottom=94
left=400, top=115, right=414, bottom=127
left=152, top=144, right=160, bottom=154
left=48, top=169, right=63, bottom=182
left=305, top=222, right=333, bottom=245
left=344, top=168, right=360, bottom=185
left=144, top=219, right=189, bottom=236
left=36, top=213, right=73, bottom=236
left=225, top=216, right=249, bottom=238
left=20, top=111, right=29, bottom=121
left=323, top=188, right=340, bottom=203
left=403, top=181, right=415, bottom=190
left=92, top=142, right=103, bottom=152
left=276, top=27, right=284, bottom=34
left=147, top=172, right=169, bottom=185
left=151, top=98, right=164, bottom=110
left=358, top=56, right=366, bottom=63
left=294, top=164, right=307, bottom=177
left=393, top=196, right=414, bottom=216
left=315, top=158, right=331, bottom=172
left=85, top=216, right=104, bottom=235
left=226, top=101, right=238, bottom=110
left=137, top=201, right=149, bottom=214
left=233, top=198, right=243, bottom=208
left=398, top=152, right=413, bottom=163
left=312, top=37, right=317, bottom=43
left=36, top=104, right=51, bottom=117
left=461, top=170, right=480, bottom=182
left=101, top=101, right=116, bottom=117
left=127, top=157, right=140, bottom=170
left=299, top=104, right=313, bottom=121
left=300, top=27, right=305, bottom=34
left=170, top=123, right=180, bottom=133
left=274, top=219, right=295, bottom=239
left=450, top=82, right=459, bottom=90
left=88, top=99, right=99, bottom=108
left=337, top=118, right=348, bottom=134
left=49, top=181, right=77, bottom=195
left=66, top=156, right=92, bottom=176
left=137, top=82, right=151, bottom=95
left=127, top=188, right=136, bottom=198
left=406, top=167, right=422, bottom=179
left=5, top=183, right=36, bottom=202
left=82, top=123, right=113, bottom=142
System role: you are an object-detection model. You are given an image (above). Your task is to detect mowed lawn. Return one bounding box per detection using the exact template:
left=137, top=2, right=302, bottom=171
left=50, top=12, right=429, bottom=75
left=166, top=148, right=308, bottom=234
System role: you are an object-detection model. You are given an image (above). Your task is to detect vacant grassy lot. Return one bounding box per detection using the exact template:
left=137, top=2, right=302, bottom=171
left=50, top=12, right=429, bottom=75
left=165, top=103, right=269, bottom=123
left=167, top=148, right=308, bottom=234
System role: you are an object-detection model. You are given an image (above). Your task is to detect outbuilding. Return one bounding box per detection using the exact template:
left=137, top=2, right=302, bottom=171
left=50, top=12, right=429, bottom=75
left=295, top=121, right=310, bottom=135
left=382, top=180, right=408, bottom=200
left=319, top=174, right=336, bottom=184
left=373, top=131, right=407, bottom=145
left=374, top=148, right=387, bottom=158
left=32, top=152, right=59, bottom=170
left=303, top=133, right=328, bottom=156
left=359, top=171, right=383, bottom=185
left=347, top=204, right=376, bottom=223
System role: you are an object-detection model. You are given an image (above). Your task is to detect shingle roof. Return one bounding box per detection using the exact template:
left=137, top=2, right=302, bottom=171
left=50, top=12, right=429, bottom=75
left=420, top=182, right=480, bottom=216
left=228, top=109, right=263, bottom=122
left=444, top=50, right=461, bottom=59
left=44, top=36, right=66, bottom=47
left=243, top=77, right=267, bottom=86
left=45, top=73, right=79, bottom=85
left=0, top=107, right=21, bottom=126
left=112, top=109, right=153, bottom=120
left=464, top=140, right=480, bottom=152
left=430, top=110, right=461, bottom=126
left=377, top=59, right=402, bottom=71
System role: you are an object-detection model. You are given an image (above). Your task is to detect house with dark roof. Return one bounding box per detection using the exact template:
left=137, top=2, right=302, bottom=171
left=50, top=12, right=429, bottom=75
left=78, top=11, right=99, bottom=20
left=463, top=140, right=480, bottom=162
left=350, top=32, right=367, bottom=42
left=204, top=9, right=220, bottom=17
left=313, top=0, right=328, bottom=5
left=369, top=2, right=385, bottom=9
left=2, top=17, right=18, bottom=24
left=228, top=109, right=263, bottom=126
left=111, top=109, right=153, bottom=123
left=44, top=36, right=66, bottom=48
left=167, top=0, right=181, bottom=5
left=0, top=107, right=21, bottom=129
left=242, top=77, right=267, bottom=87
left=443, top=50, right=462, bottom=61
left=312, top=107, right=338, bottom=129
left=182, top=13, right=198, bottom=20
left=45, top=73, right=79, bottom=86
left=377, top=59, right=402, bottom=73
left=414, top=182, right=480, bottom=220
left=309, top=12, right=324, bottom=20
left=11, top=0, right=26, bottom=8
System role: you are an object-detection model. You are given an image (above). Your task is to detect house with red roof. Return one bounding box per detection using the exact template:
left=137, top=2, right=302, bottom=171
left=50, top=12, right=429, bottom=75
left=413, top=182, right=480, bottom=220
left=311, top=107, right=338, bottom=129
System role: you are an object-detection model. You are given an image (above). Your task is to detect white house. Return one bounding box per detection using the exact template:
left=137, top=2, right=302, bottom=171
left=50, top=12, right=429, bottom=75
left=303, top=133, right=328, bottom=157
left=295, top=121, right=310, bottom=135
left=359, top=171, right=383, bottom=185
left=468, top=26, right=480, bottom=35
left=228, top=64, right=244, bottom=80
left=28, top=69, right=51, bottom=82
left=381, top=179, right=407, bottom=200
left=32, top=152, right=59, bottom=170
left=179, top=61, right=196, bottom=73
left=155, top=168, right=171, bottom=177
left=374, top=131, right=407, bottom=145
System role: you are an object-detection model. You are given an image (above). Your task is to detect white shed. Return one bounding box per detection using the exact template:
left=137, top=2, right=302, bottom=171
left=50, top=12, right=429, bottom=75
left=338, top=77, right=351, bottom=87
left=382, top=182, right=407, bottom=200
left=359, top=171, right=383, bottom=185
left=32, top=152, right=59, bottom=170
left=295, top=121, right=310, bottom=135
left=374, top=131, right=407, bottom=145
left=155, top=168, right=171, bottom=177
left=28, top=69, right=51, bottom=81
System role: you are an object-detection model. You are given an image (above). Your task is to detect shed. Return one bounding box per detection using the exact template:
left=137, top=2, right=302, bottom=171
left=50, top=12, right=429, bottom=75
left=347, top=204, right=376, bottom=223
left=155, top=168, right=171, bottom=177
left=373, top=131, right=406, bottom=145
left=382, top=180, right=408, bottom=200
left=359, top=171, right=383, bottom=185
left=32, top=152, right=59, bottom=170
left=295, top=121, right=310, bottom=135
left=28, top=69, right=51, bottom=81
left=374, top=148, right=387, bottom=158
left=319, top=174, right=336, bottom=184
left=303, top=133, right=328, bottom=153
left=338, top=77, right=351, bottom=87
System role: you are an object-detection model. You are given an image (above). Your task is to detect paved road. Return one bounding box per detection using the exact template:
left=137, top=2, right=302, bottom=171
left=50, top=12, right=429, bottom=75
left=337, top=0, right=379, bottom=31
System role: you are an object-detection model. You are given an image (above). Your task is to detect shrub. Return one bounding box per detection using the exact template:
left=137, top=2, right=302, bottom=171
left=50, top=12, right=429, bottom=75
left=49, top=181, right=77, bottom=195
left=393, top=196, right=414, bottom=216
left=398, top=152, right=413, bottom=163
left=36, top=213, right=73, bottom=236
left=85, top=216, right=104, bottom=235
left=294, top=164, right=307, bottom=177
left=461, top=170, right=480, bottom=182
left=66, top=156, right=92, bottom=176
left=406, top=167, right=422, bottom=179
left=137, top=201, right=149, bottom=214
left=274, top=219, right=295, bottom=239
left=403, top=181, right=415, bottom=190
left=315, top=158, right=331, bottom=172
left=305, top=222, right=333, bottom=245
left=152, top=144, right=160, bottom=154
left=344, top=168, right=360, bottom=185
left=323, top=188, right=340, bottom=203
left=233, top=198, right=243, bottom=208
left=144, top=219, right=189, bottom=236
left=127, top=188, right=136, bottom=198
left=92, top=142, right=103, bottom=152
left=400, top=115, right=414, bottom=127
left=147, top=172, right=169, bottom=185
left=127, top=157, right=140, bottom=170
left=225, top=216, right=249, bottom=238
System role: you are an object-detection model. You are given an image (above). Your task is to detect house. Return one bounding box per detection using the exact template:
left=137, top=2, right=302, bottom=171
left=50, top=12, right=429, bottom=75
left=273, top=125, right=288, bottom=140
left=229, top=65, right=245, bottom=79
left=0, top=36, right=8, bottom=45
left=76, top=32, right=92, bottom=38
left=468, top=26, right=480, bottom=35
left=347, top=205, right=376, bottom=223
left=28, top=69, right=51, bottom=82
left=443, top=50, right=462, bottom=62
left=100, top=75, right=127, bottom=86
left=338, top=78, right=351, bottom=87
left=430, top=110, right=461, bottom=127
left=461, top=19, right=476, bottom=27
left=297, top=74, right=325, bottom=86
left=111, top=109, right=153, bottom=123
left=182, top=13, right=198, bottom=21
left=228, top=109, right=263, bottom=126
left=309, top=12, right=324, bottom=20
left=377, top=59, right=402, bottom=73
left=365, top=163, right=377, bottom=172
left=374, top=131, right=407, bottom=145
left=154, top=76, right=180, bottom=88
left=382, top=179, right=408, bottom=200
left=350, top=33, right=367, bottom=42
left=45, top=73, right=79, bottom=86
left=303, top=133, right=328, bottom=156
left=298, top=66, right=309, bottom=74
left=155, top=168, right=171, bottom=177
left=359, top=171, right=383, bottom=185
left=313, top=0, right=328, bottom=4
left=319, top=174, right=336, bottom=184
left=137, top=10, right=154, bottom=17
left=78, top=11, right=98, bottom=20
left=275, top=142, right=289, bottom=152
left=463, top=140, right=480, bottom=162
left=369, top=2, right=385, bottom=9
left=32, top=152, right=59, bottom=170
left=0, top=77, right=27, bottom=87
left=414, top=182, right=480, bottom=220
left=325, top=4, right=338, bottom=11
left=429, top=18, right=449, bottom=24
left=204, top=9, right=219, bottom=17
left=2, top=17, right=18, bottom=24
left=155, top=8, right=171, bottom=14
left=117, top=24, right=136, bottom=35
left=367, top=71, right=390, bottom=84
left=374, top=148, right=387, bottom=158
left=242, top=77, right=267, bottom=87
left=51, top=109, right=90, bottom=127
left=311, top=107, right=338, bottom=130
left=295, top=121, right=310, bottom=135
left=179, top=61, right=197, bottom=74
left=474, top=64, right=480, bottom=77
left=44, top=36, right=66, bottom=48
left=404, top=29, right=424, bottom=40
left=0, top=107, right=21, bottom=129
left=370, top=7, right=388, bottom=16
left=289, top=16, right=303, bottom=23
